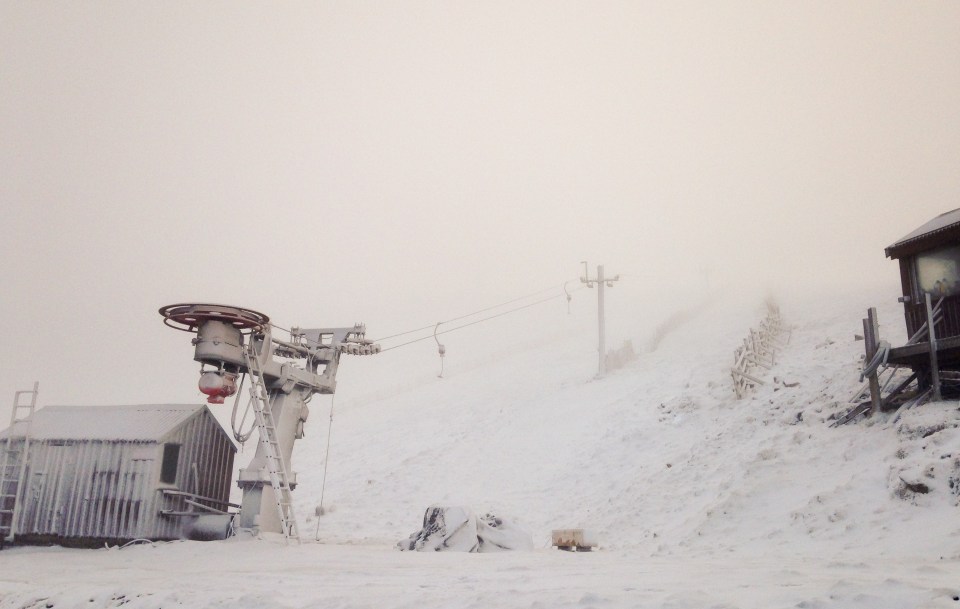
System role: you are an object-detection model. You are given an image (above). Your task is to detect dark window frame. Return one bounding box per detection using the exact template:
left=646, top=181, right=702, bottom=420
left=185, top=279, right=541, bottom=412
left=160, top=444, right=180, bottom=485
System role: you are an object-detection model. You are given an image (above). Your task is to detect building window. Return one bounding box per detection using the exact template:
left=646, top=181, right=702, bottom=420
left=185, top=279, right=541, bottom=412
left=160, top=444, right=180, bottom=484
left=917, top=244, right=960, bottom=298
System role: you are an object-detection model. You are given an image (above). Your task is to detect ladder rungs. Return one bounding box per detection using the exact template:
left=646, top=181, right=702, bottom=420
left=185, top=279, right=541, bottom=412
left=244, top=351, right=300, bottom=542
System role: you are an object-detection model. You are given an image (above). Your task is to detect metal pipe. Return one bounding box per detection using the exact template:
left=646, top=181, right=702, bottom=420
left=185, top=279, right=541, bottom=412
left=271, top=337, right=310, bottom=356
left=160, top=489, right=240, bottom=508
left=182, top=499, right=231, bottom=515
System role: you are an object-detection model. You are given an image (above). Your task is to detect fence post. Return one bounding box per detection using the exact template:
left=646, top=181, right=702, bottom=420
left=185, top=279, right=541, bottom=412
left=863, top=308, right=882, bottom=415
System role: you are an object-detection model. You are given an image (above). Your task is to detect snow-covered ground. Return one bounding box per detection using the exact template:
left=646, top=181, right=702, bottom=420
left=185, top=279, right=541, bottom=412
left=2, top=287, right=959, bottom=609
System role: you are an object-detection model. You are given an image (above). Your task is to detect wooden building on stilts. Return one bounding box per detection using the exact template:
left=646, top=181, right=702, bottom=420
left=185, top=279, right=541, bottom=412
left=845, top=208, right=960, bottom=424
left=836, top=209, right=960, bottom=425
left=885, top=208, right=960, bottom=399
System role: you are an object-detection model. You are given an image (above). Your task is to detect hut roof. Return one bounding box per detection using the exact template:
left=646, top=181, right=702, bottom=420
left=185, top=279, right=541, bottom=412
left=0, top=404, right=218, bottom=442
left=886, top=208, right=960, bottom=259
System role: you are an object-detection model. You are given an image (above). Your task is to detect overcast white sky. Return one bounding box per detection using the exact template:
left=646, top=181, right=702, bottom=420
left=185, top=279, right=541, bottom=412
left=2, top=1, right=959, bottom=415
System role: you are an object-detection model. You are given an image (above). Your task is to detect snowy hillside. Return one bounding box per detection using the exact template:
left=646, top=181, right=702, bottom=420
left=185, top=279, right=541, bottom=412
left=300, top=289, right=959, bottom=558
left=1, top=289, right=959, bottom=609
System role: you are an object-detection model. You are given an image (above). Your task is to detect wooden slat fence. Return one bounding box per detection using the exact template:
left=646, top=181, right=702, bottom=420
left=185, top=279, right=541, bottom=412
left=731, top=305, right=789, bottom=398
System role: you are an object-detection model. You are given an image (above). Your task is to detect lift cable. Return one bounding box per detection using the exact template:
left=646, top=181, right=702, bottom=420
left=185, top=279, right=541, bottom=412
left=315, top=392, right=336, bottom=541
left=371, top=282, right=573, bottom=343
left=379, top=291, right=572, bottom=353
left=266, top=281, right=575, bottom=350
left=230, top=372, right=257, bottom=444
left=312, top=281, right=578, bottom=530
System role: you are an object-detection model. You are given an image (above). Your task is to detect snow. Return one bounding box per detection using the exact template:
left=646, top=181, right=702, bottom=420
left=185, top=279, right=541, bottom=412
left=2, top=288, right=959, bottom=608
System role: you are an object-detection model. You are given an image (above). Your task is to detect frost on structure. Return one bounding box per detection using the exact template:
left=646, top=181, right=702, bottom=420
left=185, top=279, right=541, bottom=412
left=397, top=506, right=533, bottom=552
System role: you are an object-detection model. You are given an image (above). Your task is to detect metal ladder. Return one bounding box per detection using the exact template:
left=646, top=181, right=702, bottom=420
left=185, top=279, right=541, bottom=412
left=243, top=346, right=300, bottom=543
left=0, top=382, right=38, bottom=543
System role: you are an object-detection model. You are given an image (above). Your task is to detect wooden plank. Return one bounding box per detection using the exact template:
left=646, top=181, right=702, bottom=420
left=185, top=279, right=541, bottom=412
left=881, top=372, right=918, bottom=409
left=731, top=368, right=765, bottom=385
left=745, top=354, right=773, bottom=369
left=888, top=334, right=960, bottom=362
left=865, top=309, right=882, bottom=415
left=926, top=293, right=942, bottom=401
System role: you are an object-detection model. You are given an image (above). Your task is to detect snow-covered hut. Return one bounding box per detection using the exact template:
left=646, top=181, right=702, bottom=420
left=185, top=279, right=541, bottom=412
left=0, top=404, right=236, bottom=546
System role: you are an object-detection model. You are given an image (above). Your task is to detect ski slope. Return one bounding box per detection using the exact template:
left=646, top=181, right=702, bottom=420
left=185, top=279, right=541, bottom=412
left=1, top=288, right=959, bottom=609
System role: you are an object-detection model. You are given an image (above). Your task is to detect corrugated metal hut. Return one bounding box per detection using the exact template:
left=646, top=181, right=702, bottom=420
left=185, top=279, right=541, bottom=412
left=0, top=404, right=236, bottom=546
left=887, top=208, right=960, bottom=373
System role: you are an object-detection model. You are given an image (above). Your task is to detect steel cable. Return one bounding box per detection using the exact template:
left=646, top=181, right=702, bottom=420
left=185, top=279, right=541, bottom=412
left=372, top=282, right=574, bottom=343
left=268, top=280, right=583, bottom=355
left=379, top=292, right=570, bottom=352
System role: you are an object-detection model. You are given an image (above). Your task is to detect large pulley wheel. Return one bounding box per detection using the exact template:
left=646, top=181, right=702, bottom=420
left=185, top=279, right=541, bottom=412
left=159, top=303, right=270, bottom=334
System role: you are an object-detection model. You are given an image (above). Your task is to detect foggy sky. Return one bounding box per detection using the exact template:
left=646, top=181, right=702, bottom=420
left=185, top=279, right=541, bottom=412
left=2, top=1, right=959, bottom=416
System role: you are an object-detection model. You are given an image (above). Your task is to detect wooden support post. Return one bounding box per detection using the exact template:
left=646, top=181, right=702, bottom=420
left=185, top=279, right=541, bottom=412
left=863, top=308, right=882, bottom=415
left=925, top=293, right=942, bottom=402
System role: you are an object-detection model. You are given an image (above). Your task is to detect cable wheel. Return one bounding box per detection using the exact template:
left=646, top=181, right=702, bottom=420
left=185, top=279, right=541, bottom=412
left=159, top=303, right=270, bottom=334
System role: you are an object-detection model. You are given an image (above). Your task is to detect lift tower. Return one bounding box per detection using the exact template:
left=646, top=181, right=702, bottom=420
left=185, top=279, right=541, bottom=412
left=580, top=263, right=620, bottom=377
left=160, top=304, right=379, bottom=540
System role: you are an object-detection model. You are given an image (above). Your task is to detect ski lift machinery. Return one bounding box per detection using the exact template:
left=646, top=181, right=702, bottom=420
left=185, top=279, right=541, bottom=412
left=159, top=303, right=379, bottom=540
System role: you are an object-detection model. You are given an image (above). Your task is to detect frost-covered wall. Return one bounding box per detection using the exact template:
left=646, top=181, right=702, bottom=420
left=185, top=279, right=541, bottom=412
left=5, top=405, right=234, bottom=545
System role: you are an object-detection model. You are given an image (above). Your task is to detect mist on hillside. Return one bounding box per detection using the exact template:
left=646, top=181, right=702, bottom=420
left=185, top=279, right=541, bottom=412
left=1, top=2, right=958, bottom=419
